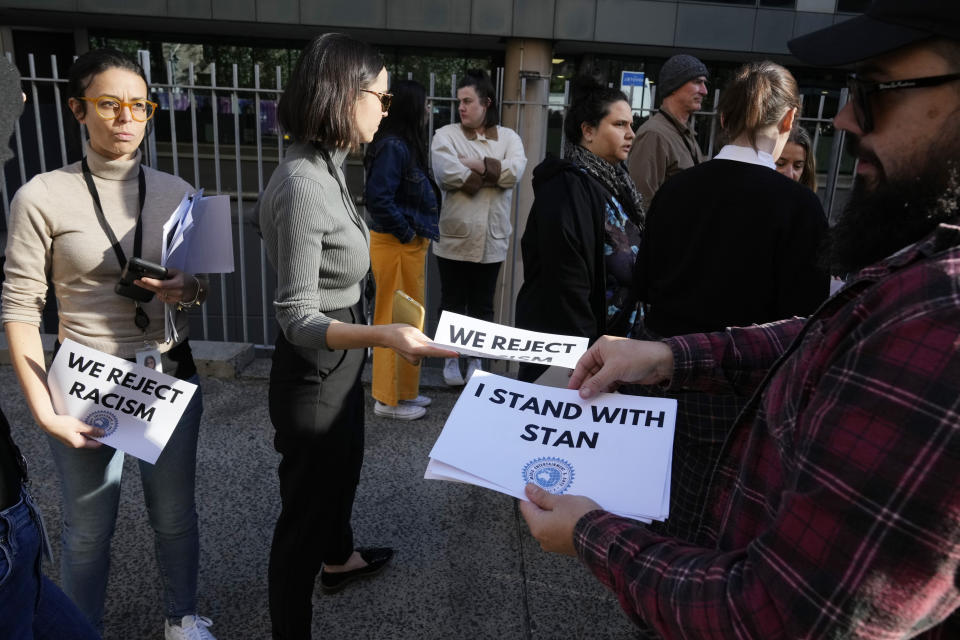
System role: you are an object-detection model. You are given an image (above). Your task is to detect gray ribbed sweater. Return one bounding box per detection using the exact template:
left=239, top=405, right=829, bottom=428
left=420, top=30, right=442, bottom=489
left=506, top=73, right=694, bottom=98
left=259, top=143, right=370, bottom=350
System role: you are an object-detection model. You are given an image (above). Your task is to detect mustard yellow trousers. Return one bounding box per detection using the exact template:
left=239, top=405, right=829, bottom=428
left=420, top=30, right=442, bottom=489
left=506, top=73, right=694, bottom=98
left=369, top=230, right=429, bottom=406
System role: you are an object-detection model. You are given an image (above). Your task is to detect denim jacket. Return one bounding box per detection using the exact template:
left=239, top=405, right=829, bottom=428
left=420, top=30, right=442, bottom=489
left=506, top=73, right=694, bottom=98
left=364, top=135, right=440, bottom=243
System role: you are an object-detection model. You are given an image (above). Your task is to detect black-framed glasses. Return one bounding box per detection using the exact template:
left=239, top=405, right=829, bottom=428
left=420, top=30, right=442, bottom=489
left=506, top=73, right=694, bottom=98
left=361, top=89, right=392, bottom=112
left=80, top=96, right=158, bottom=122
left=846, top=72, right=960, bottom=133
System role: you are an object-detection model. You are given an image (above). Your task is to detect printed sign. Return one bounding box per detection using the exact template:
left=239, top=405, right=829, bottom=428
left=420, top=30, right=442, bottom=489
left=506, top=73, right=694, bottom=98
left=426, top=371, right=676, bottom=522
left=47, top=339, right=198, bottom=464
left=431, top=311, right=589, bottom=370
left=620, top=70, right=646, bottom=87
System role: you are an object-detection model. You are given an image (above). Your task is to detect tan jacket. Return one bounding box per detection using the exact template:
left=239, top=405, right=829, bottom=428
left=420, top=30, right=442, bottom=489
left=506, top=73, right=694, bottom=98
left=627, top=109, right=705, bottom=205
left=430, top=123, right=527, bottom=263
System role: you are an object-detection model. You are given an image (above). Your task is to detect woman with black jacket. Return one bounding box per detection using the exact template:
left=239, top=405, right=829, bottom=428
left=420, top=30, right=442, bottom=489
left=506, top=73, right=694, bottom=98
left=515, top=77, right=645, bottom=383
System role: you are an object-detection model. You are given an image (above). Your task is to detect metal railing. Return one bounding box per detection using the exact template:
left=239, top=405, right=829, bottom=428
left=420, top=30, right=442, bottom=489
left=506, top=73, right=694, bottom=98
left=3, top=51, right=851, bottom=347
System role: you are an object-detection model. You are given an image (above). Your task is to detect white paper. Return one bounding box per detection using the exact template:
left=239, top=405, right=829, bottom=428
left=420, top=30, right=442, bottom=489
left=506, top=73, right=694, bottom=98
left=163, top=192, right=234, bottom=275
left=424, top=458, right=653, bottom=522
left=431, top=311, right=589, bottom=370
left=47, top=339, right=198, bottom=464
left=181, top=195, right=234, bottom=273
left=426, top=371, right=675, bottom=522
left=161, top=191, right=195, bottom=268
left=160, top=191, right=234, bottom=342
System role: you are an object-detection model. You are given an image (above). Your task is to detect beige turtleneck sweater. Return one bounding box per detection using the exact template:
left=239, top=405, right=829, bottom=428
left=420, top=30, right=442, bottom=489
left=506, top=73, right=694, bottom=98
left=2, top=145, right=194, bottom=358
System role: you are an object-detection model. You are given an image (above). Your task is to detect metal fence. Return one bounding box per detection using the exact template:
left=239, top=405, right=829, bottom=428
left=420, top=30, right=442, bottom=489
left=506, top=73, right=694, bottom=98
left=3, top=51, right=851, bottom=348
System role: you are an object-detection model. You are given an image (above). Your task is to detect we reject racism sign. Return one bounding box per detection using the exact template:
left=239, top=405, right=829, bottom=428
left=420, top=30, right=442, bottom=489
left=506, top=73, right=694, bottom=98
left=431, top=311, right=589, bottom=369
left=426, top=371, right=676, bottom=522
left=47, top=339, right=198, bottom=464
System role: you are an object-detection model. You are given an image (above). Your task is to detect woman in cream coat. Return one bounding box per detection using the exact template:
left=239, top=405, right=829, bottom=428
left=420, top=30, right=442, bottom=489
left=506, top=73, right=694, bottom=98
left=430, top=69, right=526, bottom=385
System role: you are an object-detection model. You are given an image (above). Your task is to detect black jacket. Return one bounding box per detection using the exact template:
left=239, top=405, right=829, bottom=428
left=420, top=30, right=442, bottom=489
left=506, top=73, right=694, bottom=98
left=638, top=159, right=830, bottom=338
left=515, top=156, right=612, bottom=381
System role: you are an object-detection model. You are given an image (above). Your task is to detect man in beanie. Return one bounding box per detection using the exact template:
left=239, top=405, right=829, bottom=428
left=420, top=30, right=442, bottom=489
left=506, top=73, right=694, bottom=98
left=520, top=1, right=960, bottom=637
left=627, top=54, right=708, bottom=205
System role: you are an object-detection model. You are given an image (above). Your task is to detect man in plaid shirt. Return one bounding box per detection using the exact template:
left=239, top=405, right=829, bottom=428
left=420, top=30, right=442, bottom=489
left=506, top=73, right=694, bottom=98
left=520, top=1, right=960, bottom=638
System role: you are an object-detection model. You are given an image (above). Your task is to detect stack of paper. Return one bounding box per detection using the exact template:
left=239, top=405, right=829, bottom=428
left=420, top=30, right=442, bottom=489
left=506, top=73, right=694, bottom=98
left=426, top=371, right=676, bottom=523
left=161, top=189, right=235, bottom=274
left=160, top=190, right=235, bottom=341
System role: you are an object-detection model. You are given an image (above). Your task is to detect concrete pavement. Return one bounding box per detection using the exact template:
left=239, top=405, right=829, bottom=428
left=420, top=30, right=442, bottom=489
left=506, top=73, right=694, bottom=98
left=2, top=358, right=640, bottom=639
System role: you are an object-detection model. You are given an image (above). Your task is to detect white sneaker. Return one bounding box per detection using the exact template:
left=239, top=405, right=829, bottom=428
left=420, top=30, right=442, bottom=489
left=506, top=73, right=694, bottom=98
left=443, top=358, right=465, bottom=386
left=374, top=401, right=426, bottom=421
left=165, top=615, right=216, bottom=640
left=465, top=358, right=482, bottom=381
left=400, top=395, right=432, bottom=407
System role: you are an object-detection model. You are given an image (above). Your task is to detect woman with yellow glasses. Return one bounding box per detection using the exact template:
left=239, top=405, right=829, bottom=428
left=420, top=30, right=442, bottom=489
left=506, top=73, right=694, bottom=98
left=79, top=95, right=158, bottom=121
left=2, top=49, right=216, bottom=639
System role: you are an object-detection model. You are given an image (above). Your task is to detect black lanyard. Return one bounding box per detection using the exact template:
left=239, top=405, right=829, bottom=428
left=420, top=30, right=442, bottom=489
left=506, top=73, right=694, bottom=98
left=81, top=157, right=146, bottom=268
left=81, top=157, right=150, bottom=330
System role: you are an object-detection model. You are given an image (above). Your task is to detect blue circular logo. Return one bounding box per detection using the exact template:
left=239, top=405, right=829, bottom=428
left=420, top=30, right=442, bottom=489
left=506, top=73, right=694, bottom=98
left=522, top=457, right=575, bottom=495
left=84, top=410, right=119, bottom=437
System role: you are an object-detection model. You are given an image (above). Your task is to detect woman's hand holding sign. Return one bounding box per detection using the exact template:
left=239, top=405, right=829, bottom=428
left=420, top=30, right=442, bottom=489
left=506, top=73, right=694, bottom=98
left=42, top=414, right=106, bottom=449
left=324, top=321, right=459, bottom=366
left=568, top=336, right=675, bottom=398
left=382, top=323, right=459, bottom=365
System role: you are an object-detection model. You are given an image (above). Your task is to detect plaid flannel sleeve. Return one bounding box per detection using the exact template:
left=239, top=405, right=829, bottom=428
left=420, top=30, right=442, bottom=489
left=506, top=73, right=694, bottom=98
left=573, top=299, right=960, bottom=638
left=667, top=317, right=805, bottom=396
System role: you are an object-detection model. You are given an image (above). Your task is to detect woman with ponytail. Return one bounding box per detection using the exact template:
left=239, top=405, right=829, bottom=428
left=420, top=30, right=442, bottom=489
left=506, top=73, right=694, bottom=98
left=634, top=60, right=829, bottom=544
left=515, top=76, right=644, bottom=384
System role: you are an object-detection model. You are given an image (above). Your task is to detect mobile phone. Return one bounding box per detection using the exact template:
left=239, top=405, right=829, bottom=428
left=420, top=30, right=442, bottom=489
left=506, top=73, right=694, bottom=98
left=115, top=257, right=169, bottom=302
left=392, top=290, right=425, bottom=331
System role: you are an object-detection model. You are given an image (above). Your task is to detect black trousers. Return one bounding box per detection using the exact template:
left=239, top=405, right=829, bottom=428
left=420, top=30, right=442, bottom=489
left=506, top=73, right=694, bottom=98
left=436, top=256, right=502, bottom=322
left=267, top=306, right=365, bottom=640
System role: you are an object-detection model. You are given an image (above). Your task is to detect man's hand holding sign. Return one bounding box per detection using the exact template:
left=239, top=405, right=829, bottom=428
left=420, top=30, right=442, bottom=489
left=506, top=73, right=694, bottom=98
left=520, top=335, right=677, bottom=553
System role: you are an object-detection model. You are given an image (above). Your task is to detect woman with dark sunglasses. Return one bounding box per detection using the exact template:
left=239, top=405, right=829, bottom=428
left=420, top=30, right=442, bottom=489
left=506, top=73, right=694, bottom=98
left=258, top=34, right=455, bottom=639
left=634, top=61, right=830, bottom=544
left=2, top=49, right=214, bottom=638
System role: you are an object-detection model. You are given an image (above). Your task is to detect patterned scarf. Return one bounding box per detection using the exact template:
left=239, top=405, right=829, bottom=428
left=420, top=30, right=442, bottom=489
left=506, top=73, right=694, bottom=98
left=564, top=141, right=645, bottom=229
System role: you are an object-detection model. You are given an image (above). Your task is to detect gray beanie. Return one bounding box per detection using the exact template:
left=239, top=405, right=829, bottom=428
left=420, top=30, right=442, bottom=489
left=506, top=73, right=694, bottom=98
left=658, top=54, right=708, bottom=99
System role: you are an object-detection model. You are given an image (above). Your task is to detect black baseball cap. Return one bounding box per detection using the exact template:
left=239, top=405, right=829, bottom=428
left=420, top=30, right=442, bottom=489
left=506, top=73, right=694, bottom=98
left=788, top=0, right=960, bottom=66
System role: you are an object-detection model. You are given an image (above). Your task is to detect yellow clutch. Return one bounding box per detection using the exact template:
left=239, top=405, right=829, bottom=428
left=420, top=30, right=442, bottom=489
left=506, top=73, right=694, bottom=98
left=391, top=290, right=425, bottom=331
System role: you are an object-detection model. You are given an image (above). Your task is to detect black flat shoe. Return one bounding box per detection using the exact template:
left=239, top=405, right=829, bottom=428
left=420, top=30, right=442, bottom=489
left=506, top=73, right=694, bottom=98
left=320, top=547, right=394, bottom=594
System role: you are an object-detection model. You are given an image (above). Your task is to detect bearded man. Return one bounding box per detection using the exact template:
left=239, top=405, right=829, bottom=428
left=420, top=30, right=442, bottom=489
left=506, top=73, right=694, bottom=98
left=519, top=2, right=960, bottom=638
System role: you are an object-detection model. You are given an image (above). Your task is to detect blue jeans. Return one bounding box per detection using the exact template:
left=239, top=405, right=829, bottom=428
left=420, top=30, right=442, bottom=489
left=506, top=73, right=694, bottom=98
left=47, top=375, right=203, bottom=629
left=0, top=489, right=100, bottom=640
